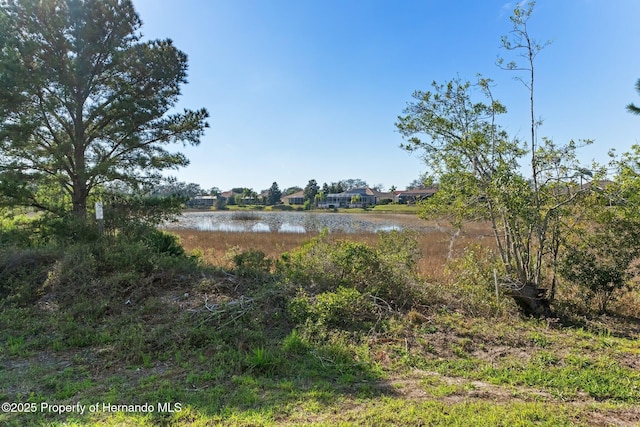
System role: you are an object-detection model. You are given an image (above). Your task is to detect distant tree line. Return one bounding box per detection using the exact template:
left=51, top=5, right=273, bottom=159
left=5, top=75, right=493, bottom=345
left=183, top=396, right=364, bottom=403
left=177, top=177, right=420, bottom=209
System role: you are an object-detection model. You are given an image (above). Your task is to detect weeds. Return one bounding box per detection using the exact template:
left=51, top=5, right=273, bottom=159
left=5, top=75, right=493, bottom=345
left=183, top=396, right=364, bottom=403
left=278, top=230, right=423, bottom=312
left=281, top=329, right=308, bottom=355
left=230, top=248, right=272, bottom=279
left=245, top=347, right=281, bottom=374
left=1, top=218, right=639, bottom=425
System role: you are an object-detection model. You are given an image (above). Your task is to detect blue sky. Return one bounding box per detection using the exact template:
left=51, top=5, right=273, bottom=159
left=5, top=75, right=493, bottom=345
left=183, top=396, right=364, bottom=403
left=131, top=0, right=640, bottom=192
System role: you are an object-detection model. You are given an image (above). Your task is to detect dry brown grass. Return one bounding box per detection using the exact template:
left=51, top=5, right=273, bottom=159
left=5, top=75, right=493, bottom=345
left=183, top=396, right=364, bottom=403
left=167, top=221, right=496, bottom=279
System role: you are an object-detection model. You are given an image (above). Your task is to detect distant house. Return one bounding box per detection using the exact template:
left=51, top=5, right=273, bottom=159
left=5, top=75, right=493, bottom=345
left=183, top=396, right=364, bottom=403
left=281, top=190, right=305, bottom=205
left=217, top=190, right=242, bottom=205
left=579, top=180, right=613, bottom=192
left=210, top=186, right=438, bottom=208
left=185, top=195, right=216, bottom=208
left=317, top=187, right=378, bottom=208
left=283, top=186, right=439, bottom=208
left=259, top=190, right=271, bottom=204
left=220, top=190, right=240, bottom=200
left=395, top=188, right=437, bottom=204
left=374, top=190, right=394, bottom=204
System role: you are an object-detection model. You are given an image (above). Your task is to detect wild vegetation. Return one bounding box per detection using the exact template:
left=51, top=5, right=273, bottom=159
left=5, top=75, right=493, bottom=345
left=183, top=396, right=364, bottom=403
left=0, top=0, right=208, bottom=218
left=1, top=218, right=640, bottom=425
left=396, top=1, right=640, bottom=319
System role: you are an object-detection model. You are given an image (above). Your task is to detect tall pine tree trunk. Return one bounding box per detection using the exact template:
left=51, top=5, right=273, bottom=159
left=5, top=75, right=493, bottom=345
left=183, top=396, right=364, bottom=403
left=72, top=179, right=88, bottom=220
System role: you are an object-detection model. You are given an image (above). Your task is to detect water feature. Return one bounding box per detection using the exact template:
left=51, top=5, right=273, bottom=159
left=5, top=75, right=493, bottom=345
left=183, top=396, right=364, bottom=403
left=164, top=211, right=432, bottom=234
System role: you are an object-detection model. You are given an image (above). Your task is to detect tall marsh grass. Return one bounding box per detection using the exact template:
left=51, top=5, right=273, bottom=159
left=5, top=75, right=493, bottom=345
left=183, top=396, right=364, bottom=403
left=169, top=223, right=640, bottom=317
left=168, top=222, right=496, bottom=279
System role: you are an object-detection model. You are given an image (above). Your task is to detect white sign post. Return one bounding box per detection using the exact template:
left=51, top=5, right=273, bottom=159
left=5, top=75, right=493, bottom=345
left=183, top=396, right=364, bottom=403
left=95, top=201, right=104, bottom=235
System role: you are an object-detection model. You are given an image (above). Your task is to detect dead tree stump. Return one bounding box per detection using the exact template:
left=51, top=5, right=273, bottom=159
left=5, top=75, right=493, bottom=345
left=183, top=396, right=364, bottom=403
left=502, top=279, right=552, bottom=317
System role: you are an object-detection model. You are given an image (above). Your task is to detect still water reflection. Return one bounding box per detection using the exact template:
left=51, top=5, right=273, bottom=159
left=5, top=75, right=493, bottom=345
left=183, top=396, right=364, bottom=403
left=165, top=211, right=424, bottom=234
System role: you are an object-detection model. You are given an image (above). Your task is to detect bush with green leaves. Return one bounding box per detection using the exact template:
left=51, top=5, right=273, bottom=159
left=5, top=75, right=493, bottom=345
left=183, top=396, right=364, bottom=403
left=0, top=227, right=197, bottom=314
left=559, top=214, right=640, bottom=314
left=0, top=188, right=189, bottom=255
left=288, top=287, right=380, bottom=332
left=36, top=214, right=102, bottom=245
left=231, top=249, right=272, bottom=279
left=376, top=229, right=422, bottom=271
left=279, top=230, right=423, bottom=332
left=125, top=225, right=186, bottom=257
left=0, top=247, right=57, bottom=306
left=442, top=245, right=516, bottom=318
left=0, top=211, right=40, bottom=247
left=278, top=230, right=422, bottom=310
left=99, top=192, right=185, bottom=233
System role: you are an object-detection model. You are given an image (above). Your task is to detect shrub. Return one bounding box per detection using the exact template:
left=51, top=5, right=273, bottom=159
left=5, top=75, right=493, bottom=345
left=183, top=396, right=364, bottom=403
left=40, top=241, right=155, bottom=316
left=288, top=287, right=379, bottom=331
left=1, top=227, right=198, bottom=314
left=279, top=231, right=424, bottom=334
left=277, top=234, right=335, bottom=293
left=560, top=215, right=640, bottom=314
left=231, top=249, right=272, bottom=278
left=130, top=227, right=185, bottom=257
left=35, top=214, right=102, bottom=245
left=0, top=213, right=38, bottom=247
left=0, top=247, right=58, bottom=306
left=377, top=229, right=421, bottom=271
left=442, top=245, right=515, bottom=318
left=282, top=329, right=307, bottom=355
left=271, top=204, right=294, bottom=211
left=278, top=231, right=422, bottom=310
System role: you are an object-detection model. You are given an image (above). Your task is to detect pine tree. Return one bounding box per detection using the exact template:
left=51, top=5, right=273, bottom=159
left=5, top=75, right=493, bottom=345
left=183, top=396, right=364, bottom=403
left=0, top=0, right=209, bottom=218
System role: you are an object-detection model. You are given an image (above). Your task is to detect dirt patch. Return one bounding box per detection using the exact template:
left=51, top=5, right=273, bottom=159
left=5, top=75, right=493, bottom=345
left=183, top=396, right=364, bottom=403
left=376, top=370, right=640, bottom=426
left=378, top=369, right=555, bottom=403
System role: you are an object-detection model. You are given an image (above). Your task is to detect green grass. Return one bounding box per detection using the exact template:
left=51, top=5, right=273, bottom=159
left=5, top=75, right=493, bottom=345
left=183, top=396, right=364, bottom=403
left=2, top=298, right=639, bottom=426
left=1, top=233, right=639, bottom=426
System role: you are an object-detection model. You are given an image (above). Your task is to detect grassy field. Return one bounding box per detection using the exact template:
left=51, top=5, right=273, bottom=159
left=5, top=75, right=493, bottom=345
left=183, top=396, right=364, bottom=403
left=171, top=220, right=493, bottom=281
left=1, top=223, right=639, bottom=426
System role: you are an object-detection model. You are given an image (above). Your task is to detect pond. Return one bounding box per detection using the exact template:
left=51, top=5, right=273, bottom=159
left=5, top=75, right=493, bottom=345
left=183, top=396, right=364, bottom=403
left=164, top=211, right=435, bottom=234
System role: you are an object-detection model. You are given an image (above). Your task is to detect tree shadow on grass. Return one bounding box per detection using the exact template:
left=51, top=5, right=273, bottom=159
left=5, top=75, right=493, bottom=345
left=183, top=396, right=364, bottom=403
left=157, top=334, right=397, bottom=425
left=552, top=309, right=640, bottom=341
left=1, top=323, right=403, bottom=426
